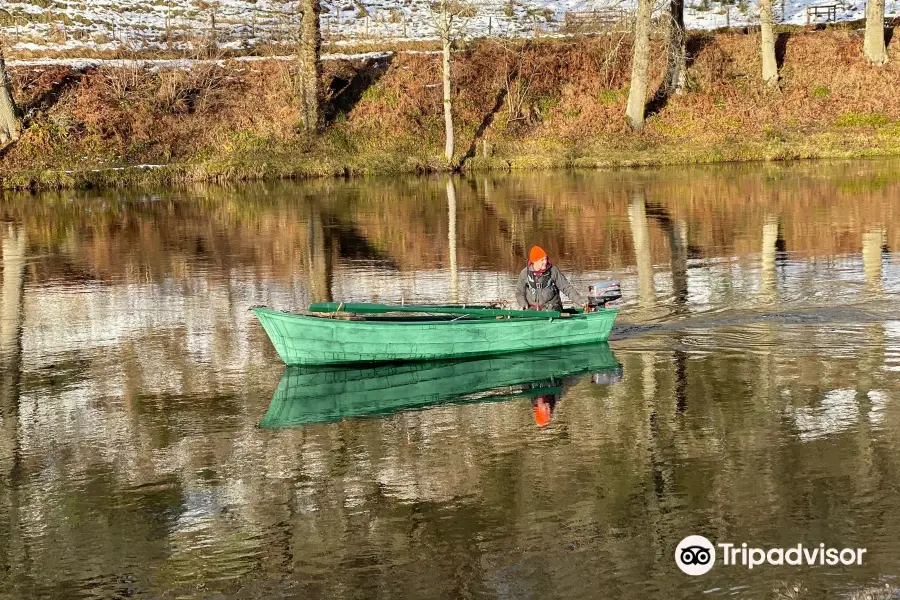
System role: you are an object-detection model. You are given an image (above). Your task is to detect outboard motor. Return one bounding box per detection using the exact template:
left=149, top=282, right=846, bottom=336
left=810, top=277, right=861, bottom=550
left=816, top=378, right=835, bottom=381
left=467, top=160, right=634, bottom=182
left=586, top=280, right=622, bottom=311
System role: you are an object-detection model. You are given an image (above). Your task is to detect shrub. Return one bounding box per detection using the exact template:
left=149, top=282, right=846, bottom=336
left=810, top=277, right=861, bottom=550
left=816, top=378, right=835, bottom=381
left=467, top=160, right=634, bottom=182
left=835, top=112, right=892, bottom=127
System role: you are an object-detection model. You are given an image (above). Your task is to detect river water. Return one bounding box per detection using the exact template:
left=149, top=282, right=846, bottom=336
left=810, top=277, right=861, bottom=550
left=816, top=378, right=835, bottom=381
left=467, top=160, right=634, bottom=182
left=1, top=159, right=900, bottom=599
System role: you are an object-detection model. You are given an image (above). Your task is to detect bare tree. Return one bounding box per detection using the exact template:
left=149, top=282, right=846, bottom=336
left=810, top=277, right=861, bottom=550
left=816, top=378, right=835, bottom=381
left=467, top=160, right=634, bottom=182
left=759, top=0, right=779, bottom=87
left=441, top=10, right=454, bottom=163
left=864, top=0, right=888, bottom=66
left=665, top=0, right=687, bottom=94
left=298, top=0, right=322, bottom=132
left=0, top=42, right=21, bottom=145
left=431, top=0, right=475, bottom=163
left=625, top=0, right=653, bottom=130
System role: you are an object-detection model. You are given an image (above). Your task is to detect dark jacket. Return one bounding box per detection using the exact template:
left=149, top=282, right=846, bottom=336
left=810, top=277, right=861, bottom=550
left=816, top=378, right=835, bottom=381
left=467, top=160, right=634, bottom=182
left=515, top=264, right=586, bottom=311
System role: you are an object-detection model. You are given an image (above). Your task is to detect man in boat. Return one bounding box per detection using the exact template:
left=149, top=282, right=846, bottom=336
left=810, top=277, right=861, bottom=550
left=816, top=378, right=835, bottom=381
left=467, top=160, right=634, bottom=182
left=515, top=245, right=587, bottom=312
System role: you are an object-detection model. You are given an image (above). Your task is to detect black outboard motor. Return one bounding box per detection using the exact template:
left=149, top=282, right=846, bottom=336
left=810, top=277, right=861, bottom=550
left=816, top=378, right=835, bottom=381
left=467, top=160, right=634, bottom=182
left=586, top=280, right=622, bottom=311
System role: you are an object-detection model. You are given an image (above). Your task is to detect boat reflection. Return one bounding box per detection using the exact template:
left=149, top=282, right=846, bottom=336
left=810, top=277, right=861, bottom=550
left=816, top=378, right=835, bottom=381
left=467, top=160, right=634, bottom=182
left=260, top=343, right=623, bottom=428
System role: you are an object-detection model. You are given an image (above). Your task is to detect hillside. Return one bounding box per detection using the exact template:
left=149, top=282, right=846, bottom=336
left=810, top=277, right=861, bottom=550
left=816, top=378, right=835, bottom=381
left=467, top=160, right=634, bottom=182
left=1, top=30, right=899, bottom=190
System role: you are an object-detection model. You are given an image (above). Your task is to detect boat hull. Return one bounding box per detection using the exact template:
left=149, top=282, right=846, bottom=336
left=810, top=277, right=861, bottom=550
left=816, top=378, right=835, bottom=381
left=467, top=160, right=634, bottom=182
left=253, top=306, right=619, bottom=365
left=260, top=343, right=621, bottom=427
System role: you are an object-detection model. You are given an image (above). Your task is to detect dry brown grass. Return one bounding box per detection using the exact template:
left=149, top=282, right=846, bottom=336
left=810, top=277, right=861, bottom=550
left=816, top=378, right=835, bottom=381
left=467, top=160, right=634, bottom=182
left=1, top=29, right=899, bottom=188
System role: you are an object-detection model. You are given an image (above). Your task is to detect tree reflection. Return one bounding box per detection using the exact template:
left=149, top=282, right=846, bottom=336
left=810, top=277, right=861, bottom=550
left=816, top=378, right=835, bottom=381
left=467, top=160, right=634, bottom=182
left=447, top=177, right=459, bottom=304
left=0, top=162, right=898, bottom=597
left=306, top=209, right=336, bottom=303
left=628, top=189, right=656, bottom=313
left=0, top=223, right=26, bottom=584
left=759, top=215, right=781, bottom=301
left=862, top=228, right=886, bottom=298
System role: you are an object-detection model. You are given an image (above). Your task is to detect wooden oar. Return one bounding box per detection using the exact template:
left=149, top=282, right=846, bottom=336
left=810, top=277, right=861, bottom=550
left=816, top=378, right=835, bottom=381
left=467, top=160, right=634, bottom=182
left=308, top=302, right=562, bottom=319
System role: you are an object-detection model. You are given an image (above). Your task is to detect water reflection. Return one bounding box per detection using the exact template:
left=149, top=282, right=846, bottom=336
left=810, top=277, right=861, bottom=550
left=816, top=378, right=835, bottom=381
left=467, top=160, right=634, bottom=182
left=759, top=215, right=781, bottom=301
left=447, top=178, right=459, bottom=305
left=260, top=344, right=622, bottom=428
left=0, top=159, right=899, bottom=598
left=628, top=189, right=657, bottom=314
left=862, top=228, right=886, bottom=297
left=305, top=209, right=336, bottom=303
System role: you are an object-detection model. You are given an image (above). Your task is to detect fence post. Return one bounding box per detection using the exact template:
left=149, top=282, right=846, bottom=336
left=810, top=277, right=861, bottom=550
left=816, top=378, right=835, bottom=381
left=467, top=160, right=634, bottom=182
left=488, top=16, right=492, bottom=35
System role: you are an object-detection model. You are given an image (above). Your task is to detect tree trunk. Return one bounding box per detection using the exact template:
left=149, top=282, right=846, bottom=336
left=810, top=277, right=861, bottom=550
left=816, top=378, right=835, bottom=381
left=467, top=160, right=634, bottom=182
left=625, top=0, right=653, bottom=131
left=297, top=0, right=322, bottom=132
left=759, top=0, right=779, bottom=87
left=864, top=0, right=888, bottom=66
left=441, top=7, right=454, bottom=164
left=666, top=0, right=687, bottom=94
left=0, top=47, right=22, bottom=146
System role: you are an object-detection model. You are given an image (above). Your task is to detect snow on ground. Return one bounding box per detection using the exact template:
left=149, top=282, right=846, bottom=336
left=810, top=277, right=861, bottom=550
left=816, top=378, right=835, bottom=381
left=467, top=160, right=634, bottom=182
left=1, top=0, right=898, bottom=56
left=6, top=51, right=393, bottom=69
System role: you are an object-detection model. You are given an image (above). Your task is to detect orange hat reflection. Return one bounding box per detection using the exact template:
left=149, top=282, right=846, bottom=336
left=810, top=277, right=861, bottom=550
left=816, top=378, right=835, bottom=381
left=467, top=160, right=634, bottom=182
left=533, top=396, right=554, bottom=427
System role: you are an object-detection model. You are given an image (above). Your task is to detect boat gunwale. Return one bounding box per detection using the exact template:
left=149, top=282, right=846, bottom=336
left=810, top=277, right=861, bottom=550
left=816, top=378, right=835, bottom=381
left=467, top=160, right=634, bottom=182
left=254, top=306, right=620, bottom=326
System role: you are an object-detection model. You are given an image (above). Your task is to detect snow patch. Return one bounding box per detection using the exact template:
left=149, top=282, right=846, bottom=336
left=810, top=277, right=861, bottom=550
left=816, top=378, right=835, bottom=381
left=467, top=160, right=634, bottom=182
left=9, top=52, right=394, bottom=70
left=4, top=0, right=897, bottom=57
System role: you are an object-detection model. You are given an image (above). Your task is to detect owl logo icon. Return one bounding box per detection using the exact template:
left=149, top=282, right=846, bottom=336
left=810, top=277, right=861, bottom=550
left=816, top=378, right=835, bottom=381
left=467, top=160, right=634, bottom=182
left=675, top=536, right=716, bottom=575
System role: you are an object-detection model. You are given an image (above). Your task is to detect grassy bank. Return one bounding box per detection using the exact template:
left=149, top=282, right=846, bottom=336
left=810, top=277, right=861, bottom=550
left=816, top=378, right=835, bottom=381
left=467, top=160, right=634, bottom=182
left=5, top=130, right=899, bottom=192
left=2, top=30, right=899, bottom=191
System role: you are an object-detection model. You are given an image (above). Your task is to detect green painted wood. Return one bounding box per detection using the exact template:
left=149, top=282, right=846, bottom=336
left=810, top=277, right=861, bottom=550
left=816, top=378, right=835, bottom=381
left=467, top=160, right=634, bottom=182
left=260, top=343, right=620, bottom=427
left=308, top=302, right=562, bottom=319
left=253, top=305, right=619, bottom=365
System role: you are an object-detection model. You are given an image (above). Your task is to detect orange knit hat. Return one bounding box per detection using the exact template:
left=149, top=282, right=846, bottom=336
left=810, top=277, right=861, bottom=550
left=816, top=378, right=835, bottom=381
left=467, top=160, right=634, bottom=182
left=529, top=245, right=547, bottom=264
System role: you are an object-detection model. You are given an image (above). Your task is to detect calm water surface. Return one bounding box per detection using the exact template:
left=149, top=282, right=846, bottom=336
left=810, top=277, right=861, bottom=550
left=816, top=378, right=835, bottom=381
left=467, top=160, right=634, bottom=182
left=2, top=159, right=900, bottom=599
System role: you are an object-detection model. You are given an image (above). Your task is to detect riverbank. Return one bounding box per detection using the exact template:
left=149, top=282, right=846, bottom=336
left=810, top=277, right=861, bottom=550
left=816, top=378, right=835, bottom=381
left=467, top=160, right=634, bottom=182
left=2, top=29, right=899, bottom=191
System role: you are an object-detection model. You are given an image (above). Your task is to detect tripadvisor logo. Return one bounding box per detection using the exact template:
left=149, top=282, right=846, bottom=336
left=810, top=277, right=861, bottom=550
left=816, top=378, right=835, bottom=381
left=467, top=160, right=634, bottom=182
left=674, top=536, right=867, bottom=576
left=675, top=536, right=716, bottom=576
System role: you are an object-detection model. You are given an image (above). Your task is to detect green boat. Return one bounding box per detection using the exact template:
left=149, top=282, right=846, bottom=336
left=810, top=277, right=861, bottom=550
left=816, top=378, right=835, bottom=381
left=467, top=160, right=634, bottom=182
left=259, top=343, right=622, bottom=428
left=253, top=301, right=620, bottom=366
